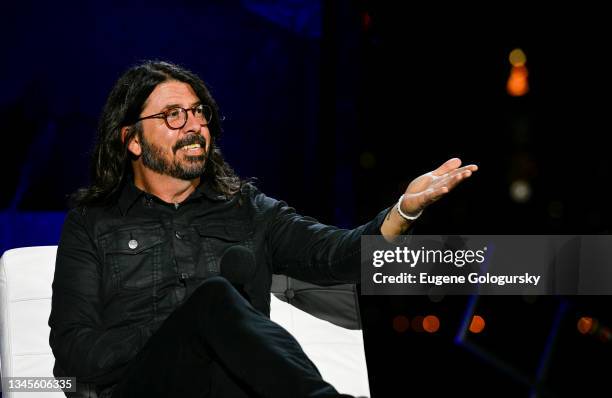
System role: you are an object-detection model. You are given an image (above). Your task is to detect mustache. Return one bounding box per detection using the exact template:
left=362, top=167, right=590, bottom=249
left=173, top=135, right=207, bottom=154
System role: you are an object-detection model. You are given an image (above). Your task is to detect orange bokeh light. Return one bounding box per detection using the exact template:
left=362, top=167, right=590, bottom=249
left=392, top=315, right=410, bottom=333
left=509, top=48, right=527, bottom=67
left=423, top=315, right=440, bottom=333
left=469, top=315, right=486, bottom=333
left=507, top=65, right=529, bottom=97
left=577, top=317, right=594, bottom=334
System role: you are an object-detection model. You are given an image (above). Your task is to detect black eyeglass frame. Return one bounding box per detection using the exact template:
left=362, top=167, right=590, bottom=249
left=136, top=103, right=212, bottom=130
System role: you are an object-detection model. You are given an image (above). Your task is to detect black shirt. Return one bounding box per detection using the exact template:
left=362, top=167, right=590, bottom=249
left=48, top=180, right=389, bottom=387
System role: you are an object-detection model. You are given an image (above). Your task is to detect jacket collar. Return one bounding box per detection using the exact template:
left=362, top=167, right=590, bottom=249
left=117, top=178, right=227, bottom=216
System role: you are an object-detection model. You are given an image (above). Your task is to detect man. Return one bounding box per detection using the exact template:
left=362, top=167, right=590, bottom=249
left=49, top=61, right=477, bottom=398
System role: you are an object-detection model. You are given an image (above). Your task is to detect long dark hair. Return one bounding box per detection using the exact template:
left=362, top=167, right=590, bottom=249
left=71, top=60, right=242, bottom=207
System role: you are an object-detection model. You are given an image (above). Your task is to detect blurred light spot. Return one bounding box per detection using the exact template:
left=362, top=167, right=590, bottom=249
left=469, top=315, right=486, bottom=333
left=577, top=317, right=594, bottom=334
left=392, top=315, right=410, bottom=333
left=509, top=48, right=527, bottom=67
left=411, top=315, right=424, bottom=332
left=599, top=327, right=611, bottom=343
left=507, top=49, right=529, bottom=97
left=423, top=315, right=440, bottom=333
left=548, top=201, right=564, bottom=219
left=507, top=65, right=529, bottom=96
left=360, top=151, right=376, bottom=169
left=510, top=179, right=531, bottom=203
left=362, top=12, right=372, bottom=31
left=511, top=115, right=531, bottom=144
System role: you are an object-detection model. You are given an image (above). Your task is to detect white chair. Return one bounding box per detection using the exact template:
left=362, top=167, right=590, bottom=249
left=0, top=246, right=370, bottom=398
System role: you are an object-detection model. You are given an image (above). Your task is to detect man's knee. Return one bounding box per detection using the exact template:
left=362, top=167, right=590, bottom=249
left=183, top=276, right=255, bottom=334
left=190, top=276, right=243, bottom=308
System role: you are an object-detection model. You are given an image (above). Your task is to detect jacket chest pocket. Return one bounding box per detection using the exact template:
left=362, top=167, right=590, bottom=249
left=101, top=227, right=165, bottom=291
left=195, top=222, right=255, bottom=276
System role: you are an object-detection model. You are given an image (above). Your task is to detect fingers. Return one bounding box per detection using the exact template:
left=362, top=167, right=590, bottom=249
left=435, top=167, right=475, bottom=192
left=431, top=157, right=462, bottom=176
left=448, top=165, right=477, bottom=180
left=425, top=166, right=476, bottom=203
left=404, top=159, right=478, bottom=210
left=462, top=164, right=478, bottom=173
left=433, top=164, right=478, bottom=183
left=432, top=158, right=479, bottom=178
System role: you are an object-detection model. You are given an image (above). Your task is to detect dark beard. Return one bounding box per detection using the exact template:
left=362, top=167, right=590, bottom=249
left=140, top=133, right=207, bottom=180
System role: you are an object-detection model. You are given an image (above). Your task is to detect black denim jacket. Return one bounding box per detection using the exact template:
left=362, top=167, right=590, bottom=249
left=48, top=180, right=389, bottom=388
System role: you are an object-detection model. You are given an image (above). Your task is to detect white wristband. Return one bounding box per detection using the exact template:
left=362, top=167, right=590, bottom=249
left=396, top=194, right=422, bottom=221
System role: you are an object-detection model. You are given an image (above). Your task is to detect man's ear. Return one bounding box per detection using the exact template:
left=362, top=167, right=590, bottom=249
left=122, top=126, right=142, bottom=157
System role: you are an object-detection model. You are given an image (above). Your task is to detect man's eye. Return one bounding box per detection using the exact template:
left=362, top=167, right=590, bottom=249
left=167, top=109, right=181, bottom=118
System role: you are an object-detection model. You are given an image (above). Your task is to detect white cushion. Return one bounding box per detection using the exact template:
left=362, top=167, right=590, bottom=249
left=0, top=246, right=370, bottom=397
left=270, top=295, right=370, bottom=397
left=0, top=246, right=63, bottom=398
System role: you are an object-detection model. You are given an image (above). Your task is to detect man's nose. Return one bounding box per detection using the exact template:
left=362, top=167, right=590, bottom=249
left=182, top=109, right=206, bottom=134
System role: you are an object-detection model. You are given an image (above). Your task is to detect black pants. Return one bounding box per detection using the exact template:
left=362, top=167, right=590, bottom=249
left=109, top=276, right=348, bottom=398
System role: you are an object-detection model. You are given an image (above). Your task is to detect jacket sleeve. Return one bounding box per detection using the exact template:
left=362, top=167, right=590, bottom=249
left=253, top=187, right=392, bottom=285
left=48, top=209, right=142, bottom=386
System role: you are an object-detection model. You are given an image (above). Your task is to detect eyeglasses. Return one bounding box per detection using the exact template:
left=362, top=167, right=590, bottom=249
left=136, top=104, right=212, bottom=130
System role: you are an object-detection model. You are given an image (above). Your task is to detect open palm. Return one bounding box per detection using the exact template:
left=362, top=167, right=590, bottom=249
left=400, top=158, right=478, bottom=216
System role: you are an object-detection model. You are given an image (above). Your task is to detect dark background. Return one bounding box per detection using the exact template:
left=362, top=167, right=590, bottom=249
left=1, top=1, right=610, bottom=397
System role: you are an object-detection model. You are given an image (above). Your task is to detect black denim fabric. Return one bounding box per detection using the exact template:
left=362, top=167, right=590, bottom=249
left=108, top=276, right=343, bottom=398
left=49, top=180, right=389, bottom=389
